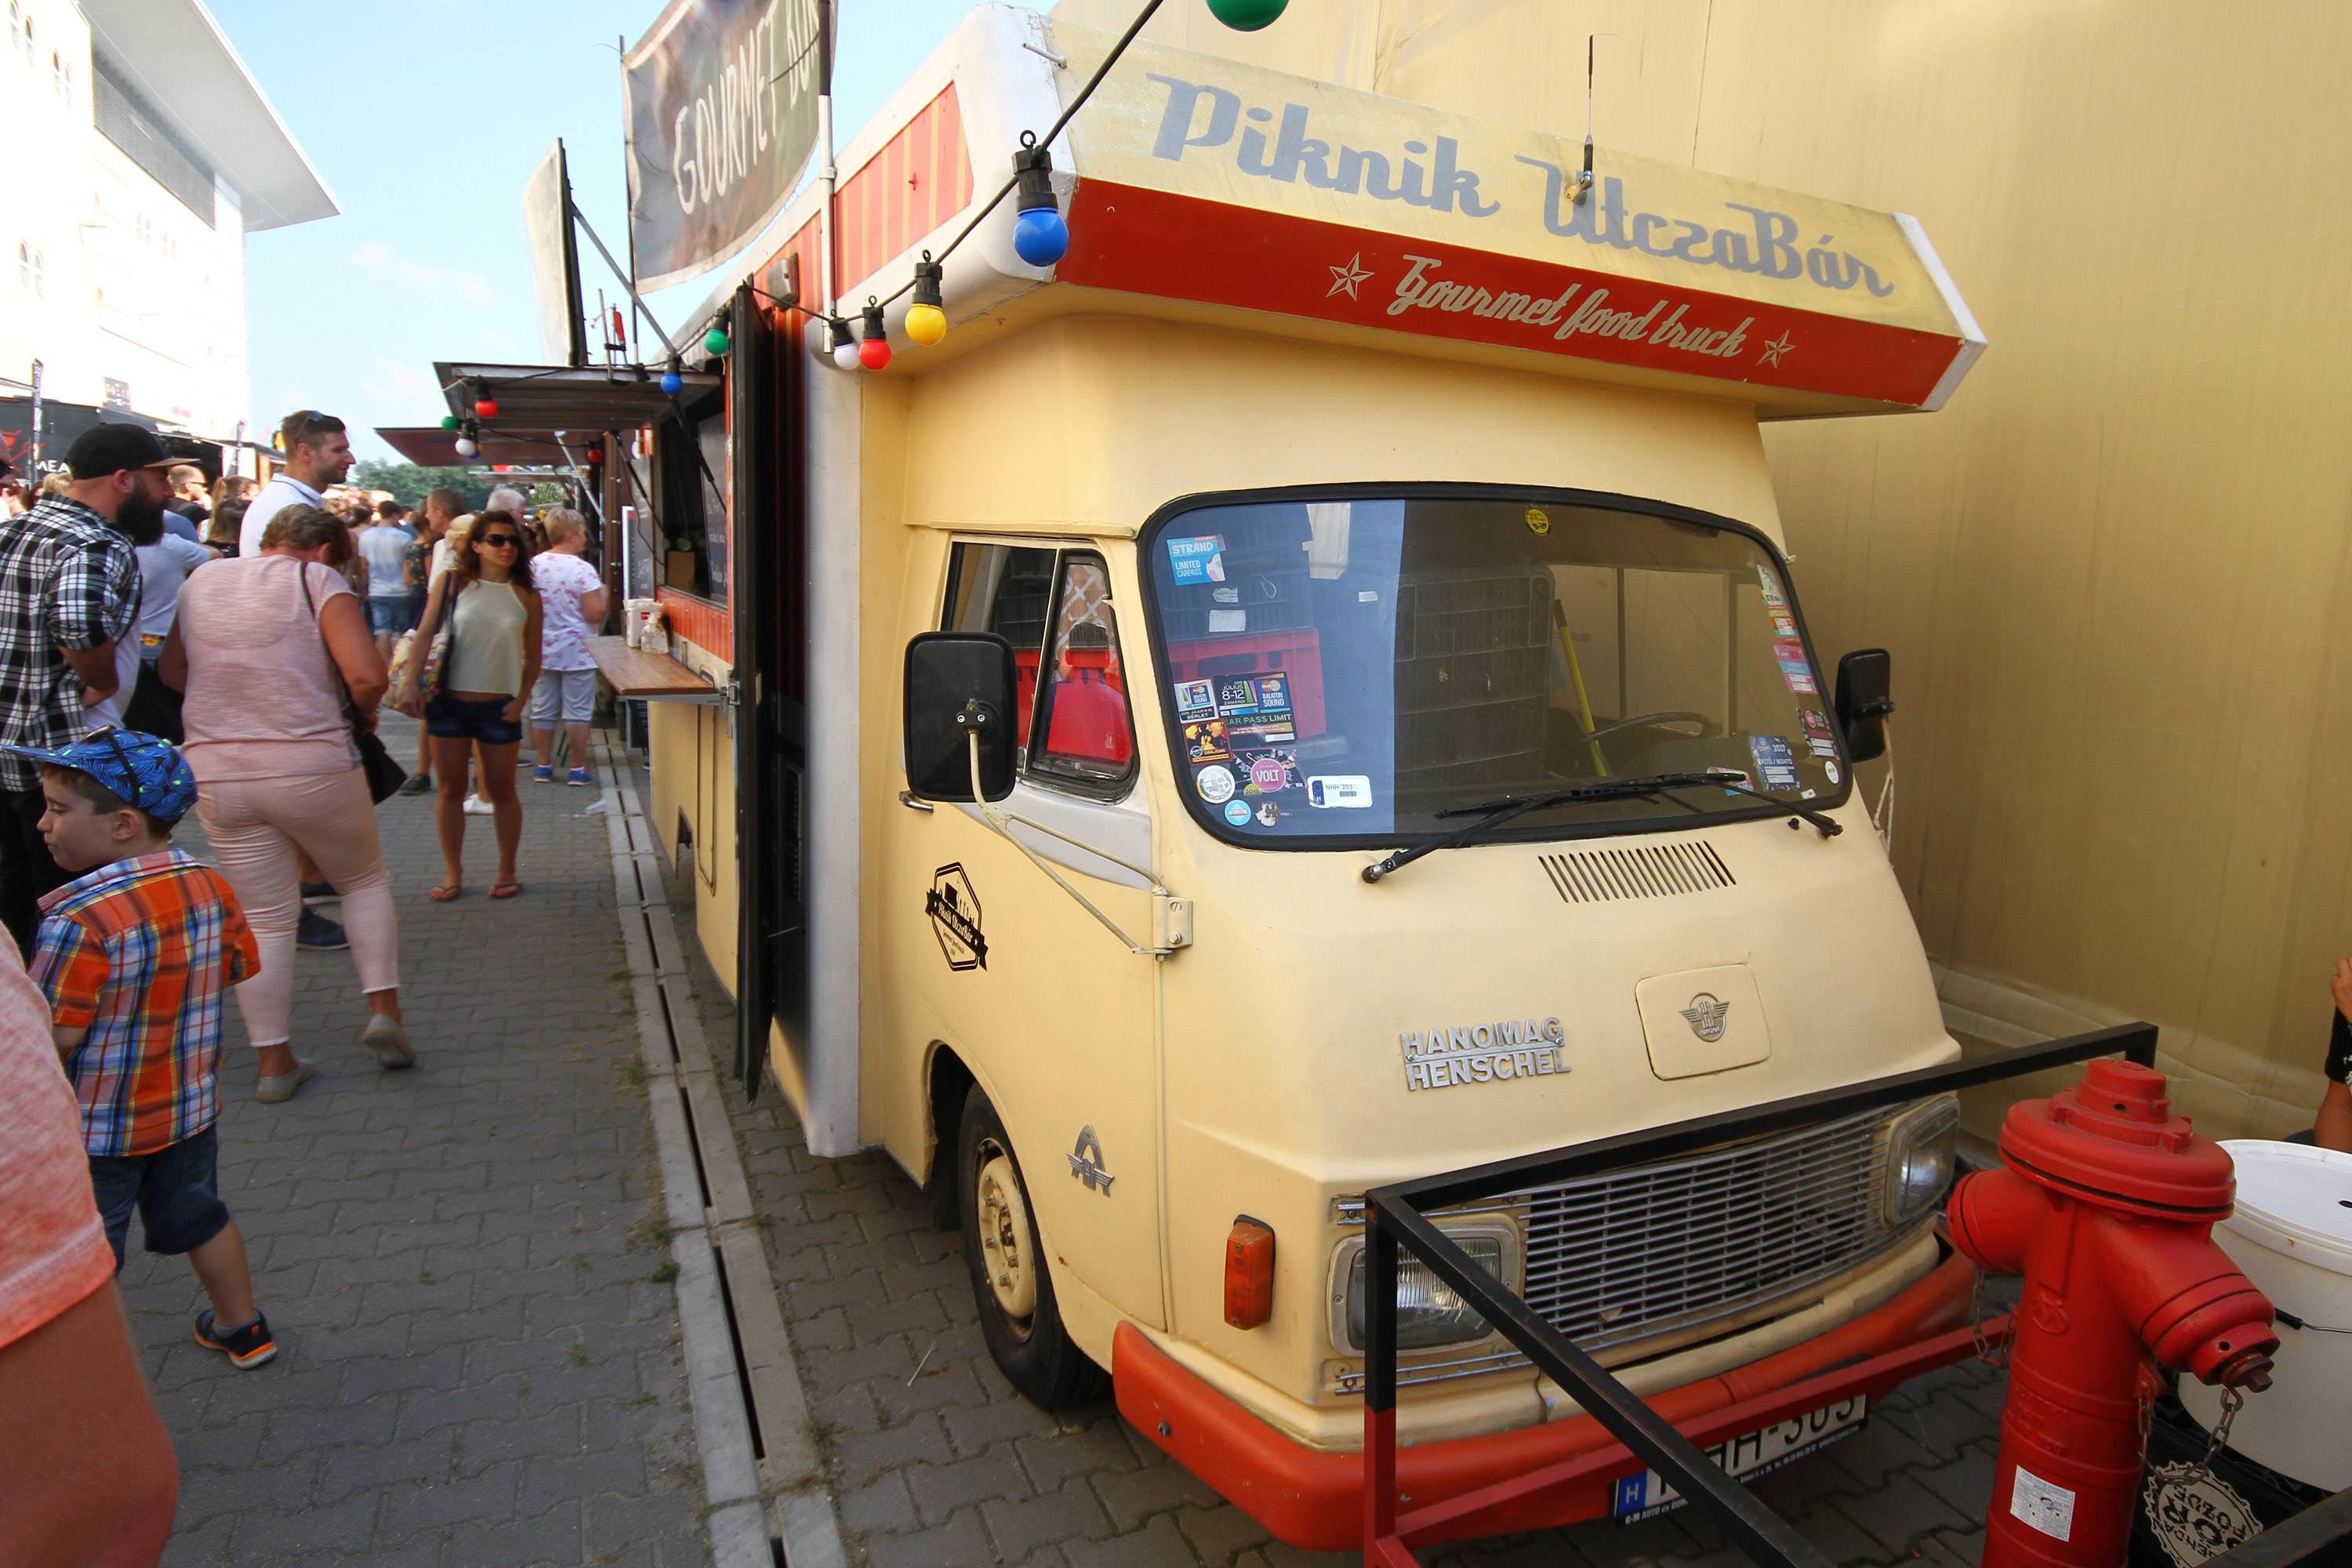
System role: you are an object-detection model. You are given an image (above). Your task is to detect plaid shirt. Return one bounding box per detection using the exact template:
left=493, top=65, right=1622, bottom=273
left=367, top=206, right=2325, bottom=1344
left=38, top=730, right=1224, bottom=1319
left=0, top=497, right=140, bottom=792
left=31, top=851, right=258, bottom=1157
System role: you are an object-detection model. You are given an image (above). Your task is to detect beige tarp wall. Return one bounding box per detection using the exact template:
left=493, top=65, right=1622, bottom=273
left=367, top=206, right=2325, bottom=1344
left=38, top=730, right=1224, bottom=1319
left=1054, top=0, right=2352, bottom=1140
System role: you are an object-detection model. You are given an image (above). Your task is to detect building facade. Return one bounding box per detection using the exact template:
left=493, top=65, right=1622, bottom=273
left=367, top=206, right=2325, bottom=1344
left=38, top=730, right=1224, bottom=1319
left=1, top=0, right=332, bottom=457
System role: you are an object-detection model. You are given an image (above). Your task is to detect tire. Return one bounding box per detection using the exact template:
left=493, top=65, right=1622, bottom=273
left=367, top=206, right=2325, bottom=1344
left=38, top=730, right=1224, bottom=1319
left=957, top=1089, right=1107, bottom=1407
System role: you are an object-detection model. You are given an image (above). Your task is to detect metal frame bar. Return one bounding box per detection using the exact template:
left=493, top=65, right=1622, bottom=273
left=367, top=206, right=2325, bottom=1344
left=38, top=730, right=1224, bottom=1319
left=1362, top=1025, right=2162, bottom=1564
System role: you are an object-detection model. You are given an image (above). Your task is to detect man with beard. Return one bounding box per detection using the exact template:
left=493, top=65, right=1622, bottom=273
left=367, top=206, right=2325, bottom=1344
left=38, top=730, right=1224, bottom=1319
left=241, top=410, right=354, bottom=560
left=0, top=424, right=162, bottom=956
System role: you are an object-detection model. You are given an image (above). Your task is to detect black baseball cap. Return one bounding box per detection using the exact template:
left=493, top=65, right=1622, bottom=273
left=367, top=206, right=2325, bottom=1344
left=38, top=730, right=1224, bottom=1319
left=64, top=424, right=175, bottom=480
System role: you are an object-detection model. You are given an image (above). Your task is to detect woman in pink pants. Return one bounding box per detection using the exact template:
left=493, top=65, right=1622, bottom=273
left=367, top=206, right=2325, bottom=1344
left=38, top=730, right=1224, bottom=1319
left=163, top=506, right=410, bottom=1103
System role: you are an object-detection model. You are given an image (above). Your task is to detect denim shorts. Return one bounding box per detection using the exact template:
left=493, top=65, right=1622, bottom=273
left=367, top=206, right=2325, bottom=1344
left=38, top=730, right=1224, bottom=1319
left=88, top=1124, right=232, bottom=1267
left=367, top=594, right=419, bottom=635
left=425, top=693, right=523, bottom=746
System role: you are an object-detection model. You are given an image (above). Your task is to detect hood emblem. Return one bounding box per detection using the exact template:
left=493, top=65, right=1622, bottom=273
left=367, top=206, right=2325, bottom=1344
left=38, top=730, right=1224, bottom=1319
left=1680, top=993, right=1732, bottom=1042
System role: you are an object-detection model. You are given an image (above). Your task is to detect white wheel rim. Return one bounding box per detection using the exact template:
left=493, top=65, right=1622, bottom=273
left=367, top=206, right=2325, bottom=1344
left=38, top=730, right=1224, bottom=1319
left=975, top=1150, right=1037, bottom=1324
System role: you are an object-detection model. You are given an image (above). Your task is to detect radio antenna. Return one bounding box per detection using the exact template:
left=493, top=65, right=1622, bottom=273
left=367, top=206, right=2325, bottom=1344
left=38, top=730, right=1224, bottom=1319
left=1574, top=33, right=1607, bottom=205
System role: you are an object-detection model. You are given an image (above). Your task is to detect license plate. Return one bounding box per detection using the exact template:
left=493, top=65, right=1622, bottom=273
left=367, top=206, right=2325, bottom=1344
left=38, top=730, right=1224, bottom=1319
left=1613, top=1394, right=1867, bottom=1522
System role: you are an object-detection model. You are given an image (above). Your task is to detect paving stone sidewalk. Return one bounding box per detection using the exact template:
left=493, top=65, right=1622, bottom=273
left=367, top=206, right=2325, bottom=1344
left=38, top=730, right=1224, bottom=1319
left=116, top=744, right=710, bottom=1567
left=672, top=898, right=2005, bottom=1568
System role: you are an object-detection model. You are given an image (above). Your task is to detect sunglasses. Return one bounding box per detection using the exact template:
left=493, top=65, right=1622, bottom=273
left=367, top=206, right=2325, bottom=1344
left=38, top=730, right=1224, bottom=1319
left=476, top=533, right=521, bottom=548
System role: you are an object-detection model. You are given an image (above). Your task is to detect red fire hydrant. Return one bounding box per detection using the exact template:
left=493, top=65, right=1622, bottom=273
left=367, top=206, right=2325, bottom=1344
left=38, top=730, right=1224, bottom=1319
left=1945, top=1059, right=2278, bottom=1568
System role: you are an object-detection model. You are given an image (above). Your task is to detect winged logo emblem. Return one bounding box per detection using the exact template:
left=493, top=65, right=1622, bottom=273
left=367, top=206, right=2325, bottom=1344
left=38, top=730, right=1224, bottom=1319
left=1680, top=993, right=1732, bottom=1043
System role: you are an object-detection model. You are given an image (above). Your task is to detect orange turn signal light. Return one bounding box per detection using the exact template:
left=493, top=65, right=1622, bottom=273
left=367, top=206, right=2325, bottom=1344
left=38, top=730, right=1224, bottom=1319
left=1224, top=1215, right=1276, bottom=1330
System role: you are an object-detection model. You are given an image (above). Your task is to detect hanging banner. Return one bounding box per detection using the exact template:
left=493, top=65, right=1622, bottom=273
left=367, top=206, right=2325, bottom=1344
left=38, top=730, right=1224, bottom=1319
left=522, top=140, right=586, bottom=365
left=624, top=0, right=825, bottom=293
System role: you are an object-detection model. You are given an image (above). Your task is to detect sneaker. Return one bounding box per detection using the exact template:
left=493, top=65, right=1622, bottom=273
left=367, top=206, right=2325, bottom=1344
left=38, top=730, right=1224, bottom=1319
left=297, top=908, right=347, bottom=950
left=194, top=1309, right=278, bottom=1369
left=255, top=1058, right=314, bottom=1104
left=396, top=772, right=434, bottom=797
left=567, top=768, right=594, bottom=786
left=463, top=794, right=494, bottom=816
left=362, top=1014, right=416, bottom=1069
left=532, top=764, right=554, bottom=783
left=299, top=879, right=336, bottom=902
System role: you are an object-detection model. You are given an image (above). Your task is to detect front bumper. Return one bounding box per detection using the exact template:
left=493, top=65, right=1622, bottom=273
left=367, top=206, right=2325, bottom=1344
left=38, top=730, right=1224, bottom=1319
left=1114, top=1250, right=1981, bottom=1552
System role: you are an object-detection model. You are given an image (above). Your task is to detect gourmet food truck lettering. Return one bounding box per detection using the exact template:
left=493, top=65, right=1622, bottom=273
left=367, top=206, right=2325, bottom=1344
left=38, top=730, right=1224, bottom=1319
left=1144, top=72, right=1898, bottom=304
left=1399, top=1018, right=1569, bottom=1091
left=1385, top=256, right=1752, bottom=360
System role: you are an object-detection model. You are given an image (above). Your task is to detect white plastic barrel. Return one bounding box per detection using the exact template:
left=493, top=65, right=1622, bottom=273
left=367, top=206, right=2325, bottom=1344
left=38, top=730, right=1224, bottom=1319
left=2178, top=1141, right=2352, bottom=1490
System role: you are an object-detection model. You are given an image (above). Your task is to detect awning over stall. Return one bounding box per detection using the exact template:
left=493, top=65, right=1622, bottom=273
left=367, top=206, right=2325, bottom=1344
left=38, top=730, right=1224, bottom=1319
left=432, top=362, right=722, bottom=430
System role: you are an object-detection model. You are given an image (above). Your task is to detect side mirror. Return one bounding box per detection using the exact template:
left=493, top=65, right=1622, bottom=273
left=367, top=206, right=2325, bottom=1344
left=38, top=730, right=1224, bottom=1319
left=1834, top=648, right=1895, bottom=763
left=904, top=633, right=1018, bottom=802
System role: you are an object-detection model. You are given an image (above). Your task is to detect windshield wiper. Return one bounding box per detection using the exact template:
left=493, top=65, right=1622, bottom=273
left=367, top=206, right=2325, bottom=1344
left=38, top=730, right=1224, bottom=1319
left=1361, top=770, right=1839, bottom=884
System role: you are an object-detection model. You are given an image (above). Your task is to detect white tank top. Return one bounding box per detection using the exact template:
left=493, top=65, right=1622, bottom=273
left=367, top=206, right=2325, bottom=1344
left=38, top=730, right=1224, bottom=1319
left=444, top=579, right=527, bottom=695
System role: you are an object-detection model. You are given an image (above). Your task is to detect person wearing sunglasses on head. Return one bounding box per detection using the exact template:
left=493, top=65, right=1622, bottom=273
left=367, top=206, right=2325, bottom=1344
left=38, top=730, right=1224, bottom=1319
left=394, top=510, right=540, bottom=901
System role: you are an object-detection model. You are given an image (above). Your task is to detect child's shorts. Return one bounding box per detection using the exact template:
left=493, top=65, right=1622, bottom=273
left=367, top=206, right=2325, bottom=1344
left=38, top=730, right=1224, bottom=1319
left=87, top=1124, right=231, bottom=1268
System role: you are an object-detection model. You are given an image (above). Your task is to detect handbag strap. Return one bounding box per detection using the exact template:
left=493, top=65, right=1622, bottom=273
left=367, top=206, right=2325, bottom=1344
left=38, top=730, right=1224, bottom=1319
left=296, top=561, right=366, bottom=728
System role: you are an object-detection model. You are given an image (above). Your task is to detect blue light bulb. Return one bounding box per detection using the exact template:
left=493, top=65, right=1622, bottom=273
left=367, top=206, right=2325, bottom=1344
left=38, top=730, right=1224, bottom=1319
left=660, top=369, right=684, bottom=395
left=1014, top=205, right=1069, bottom=267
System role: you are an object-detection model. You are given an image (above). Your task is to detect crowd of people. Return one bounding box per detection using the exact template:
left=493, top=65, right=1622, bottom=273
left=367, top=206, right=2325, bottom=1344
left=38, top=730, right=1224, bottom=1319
left=0, top=408, right=622, bottom=1559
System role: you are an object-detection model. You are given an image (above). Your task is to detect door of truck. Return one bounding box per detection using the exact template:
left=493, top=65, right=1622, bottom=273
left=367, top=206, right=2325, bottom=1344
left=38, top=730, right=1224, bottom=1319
left=883, top=535, right=1167, bottom=1330
left=730, top=284, right=807, bottom=1094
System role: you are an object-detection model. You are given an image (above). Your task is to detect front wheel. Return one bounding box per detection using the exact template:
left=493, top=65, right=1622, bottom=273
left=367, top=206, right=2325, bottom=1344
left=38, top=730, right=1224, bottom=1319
left=958, top=1090, right=1106, bottom=1407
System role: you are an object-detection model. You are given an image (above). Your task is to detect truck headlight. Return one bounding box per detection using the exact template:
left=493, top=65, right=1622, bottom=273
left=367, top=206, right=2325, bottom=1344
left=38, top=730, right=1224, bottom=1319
left=1333, top=1222, right=1517, bottom=1352
left=1884, top=1094, right=1961, bottom=1225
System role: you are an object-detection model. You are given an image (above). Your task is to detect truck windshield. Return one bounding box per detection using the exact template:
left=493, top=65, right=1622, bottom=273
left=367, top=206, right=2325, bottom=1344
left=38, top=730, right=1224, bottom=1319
left=1141, top=494, right=1848, bottom=844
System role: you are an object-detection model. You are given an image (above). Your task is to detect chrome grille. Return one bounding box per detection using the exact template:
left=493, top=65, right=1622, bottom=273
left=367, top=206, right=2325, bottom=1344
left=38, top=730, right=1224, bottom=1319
left=1332, top=1105, right=1911, bottom=1394
left=1539, top=840, right=1733, bottom=905
left=1519, top=1104, right=1901, bottom=1356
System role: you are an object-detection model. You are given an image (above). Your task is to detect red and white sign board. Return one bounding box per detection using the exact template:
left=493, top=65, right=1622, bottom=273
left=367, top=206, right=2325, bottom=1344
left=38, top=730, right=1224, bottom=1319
left=1037, top=24, right=1982, bottom=413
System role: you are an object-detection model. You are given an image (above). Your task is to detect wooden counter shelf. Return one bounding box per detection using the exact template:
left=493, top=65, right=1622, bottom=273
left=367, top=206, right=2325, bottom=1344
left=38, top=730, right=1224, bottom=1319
left=586, top=635, right=722, bottom=704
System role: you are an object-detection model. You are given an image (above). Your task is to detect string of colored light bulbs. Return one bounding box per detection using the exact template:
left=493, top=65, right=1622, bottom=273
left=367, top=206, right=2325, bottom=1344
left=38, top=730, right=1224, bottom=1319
left=439, top=0, right=1287, bottom=450
left=767, top=0, right=1288, bottom=374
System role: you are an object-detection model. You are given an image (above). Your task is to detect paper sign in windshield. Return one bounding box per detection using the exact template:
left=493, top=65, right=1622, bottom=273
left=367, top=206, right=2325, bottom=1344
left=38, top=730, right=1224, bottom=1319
left=1167, top=535, right=1226, bottom=585
left=1748, top=735, right=1800, bottom=793
left=1220, top=673, right=1297, bottom=743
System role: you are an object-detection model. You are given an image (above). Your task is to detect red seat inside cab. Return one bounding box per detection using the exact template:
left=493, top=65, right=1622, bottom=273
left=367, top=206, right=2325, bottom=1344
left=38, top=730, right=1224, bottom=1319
left=1044, top=635, right=1132, bottom=767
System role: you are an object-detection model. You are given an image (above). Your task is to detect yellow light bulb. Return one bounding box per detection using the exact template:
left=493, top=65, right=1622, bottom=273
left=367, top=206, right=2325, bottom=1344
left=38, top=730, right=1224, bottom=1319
left=906, top=303, right=948, bottom=346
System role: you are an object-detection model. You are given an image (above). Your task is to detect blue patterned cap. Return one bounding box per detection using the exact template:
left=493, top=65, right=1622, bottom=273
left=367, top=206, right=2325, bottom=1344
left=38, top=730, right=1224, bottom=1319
left=2, top=727, right=199, bottom=822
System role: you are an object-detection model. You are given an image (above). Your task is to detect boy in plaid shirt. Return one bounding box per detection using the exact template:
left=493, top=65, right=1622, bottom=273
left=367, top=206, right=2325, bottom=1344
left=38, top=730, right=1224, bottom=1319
left=4, top=728, right=274, bottom=1367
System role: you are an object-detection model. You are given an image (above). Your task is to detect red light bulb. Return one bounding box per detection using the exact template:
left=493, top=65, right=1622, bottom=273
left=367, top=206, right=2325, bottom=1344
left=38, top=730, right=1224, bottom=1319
left=475, top=397, right=499, bottom=418
left=858, top=336, right=892, bottom=371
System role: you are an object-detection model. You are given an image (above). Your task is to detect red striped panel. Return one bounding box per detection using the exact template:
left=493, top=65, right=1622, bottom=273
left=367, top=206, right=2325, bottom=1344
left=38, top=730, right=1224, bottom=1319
left=836, top=83, right=973, bottom=295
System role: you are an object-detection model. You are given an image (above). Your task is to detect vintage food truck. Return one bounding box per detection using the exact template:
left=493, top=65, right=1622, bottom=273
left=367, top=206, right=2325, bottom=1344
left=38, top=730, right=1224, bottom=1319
left=557, top=5, right=1990, bottom=1548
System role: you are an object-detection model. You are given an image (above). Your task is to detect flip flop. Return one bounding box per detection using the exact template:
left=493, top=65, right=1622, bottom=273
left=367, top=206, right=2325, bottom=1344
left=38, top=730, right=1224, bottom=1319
left=488, top=882, right=522, bottom=900
left=428, top=883, right=463, bottom=902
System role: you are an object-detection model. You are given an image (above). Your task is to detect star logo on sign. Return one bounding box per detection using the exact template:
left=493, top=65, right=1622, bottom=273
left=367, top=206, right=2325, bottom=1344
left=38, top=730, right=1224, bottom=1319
left=1327, top=252, right=1374, bottom=300
left=1757, top=332, right=1795, bottom=368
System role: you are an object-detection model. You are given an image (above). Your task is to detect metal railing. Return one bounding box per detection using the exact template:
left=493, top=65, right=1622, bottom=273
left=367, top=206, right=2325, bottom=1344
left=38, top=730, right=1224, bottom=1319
left=1360, top=1022, right=2328, bottom=1565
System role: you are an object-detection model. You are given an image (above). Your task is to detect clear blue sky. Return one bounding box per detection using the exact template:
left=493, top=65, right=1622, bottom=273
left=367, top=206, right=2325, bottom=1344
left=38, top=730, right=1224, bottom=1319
left=207, top=0, right=1020, bottom=463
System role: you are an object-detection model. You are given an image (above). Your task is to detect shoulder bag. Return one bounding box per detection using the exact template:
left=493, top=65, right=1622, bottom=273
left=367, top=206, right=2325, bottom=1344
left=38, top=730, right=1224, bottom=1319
left=299, top=563, right=408, bottom=804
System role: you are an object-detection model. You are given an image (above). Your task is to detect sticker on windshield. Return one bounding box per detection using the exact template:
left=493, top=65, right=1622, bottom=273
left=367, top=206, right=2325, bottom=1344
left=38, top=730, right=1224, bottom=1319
left=1207, top=609, right=1248, bottom=633
left=1308, top=775, right=1373, bottom=808
left=1172, top=679, right=1217, bottom=723
left=1748, top=735, right=1801, bottom=793
left=1196, top=764, right=1237, bottom=804
left=1247, top=755, right=1289, bottom=793
left=1255, top=800, right=1282, bottom=826
left=1774, top=640, right=1819, bottom=695
left=1167, top=535, right=1226, bottom=585
left=1756, top=564, right=1787, bottom=606
left=1824, top=760, right=1842, bottom=786
left=1216, top=676, right=1261, bottom=714
left=1184, top=719, right=1232, bottom=764
left=1224, top=799, right=1253, bottom=826
left=1800, top=709, right=1836, bottom=757
left=1223, top=677, right=1298, bottom=747
left=1525, top=506, right=1552, bottom=535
